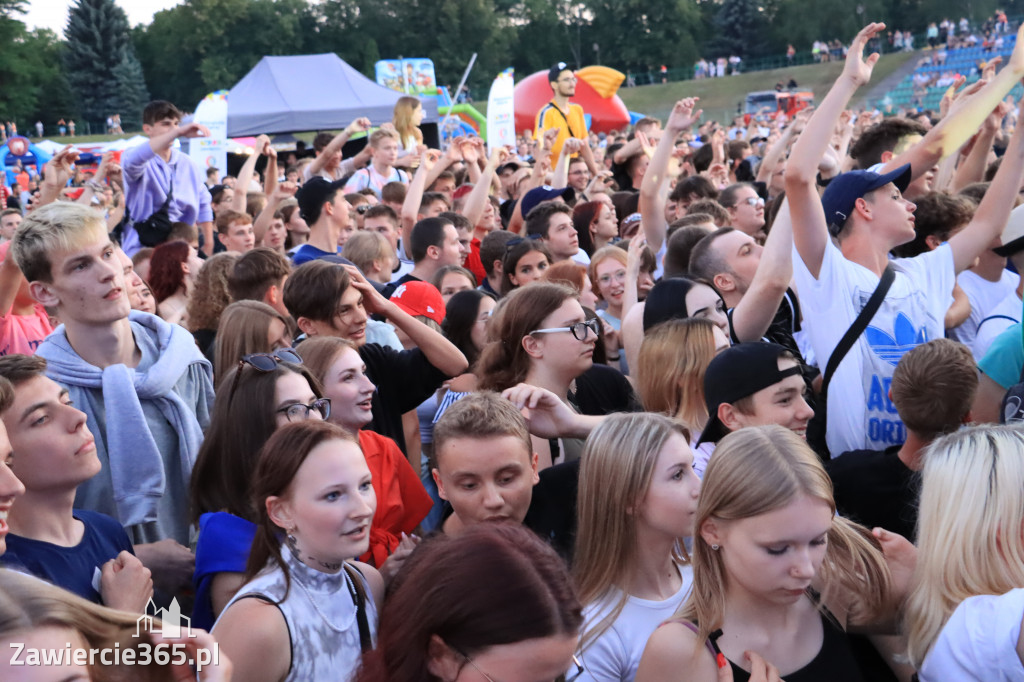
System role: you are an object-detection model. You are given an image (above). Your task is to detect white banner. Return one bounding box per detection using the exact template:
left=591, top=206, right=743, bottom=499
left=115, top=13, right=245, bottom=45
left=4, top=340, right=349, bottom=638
left=487, top=68, right=515, bottom=154
left=189, top=91, right=228, bottom=177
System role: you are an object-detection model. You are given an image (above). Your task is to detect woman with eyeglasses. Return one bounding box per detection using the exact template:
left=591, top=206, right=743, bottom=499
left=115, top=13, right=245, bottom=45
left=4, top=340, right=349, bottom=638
left=190, top=348, right=330, bottom=631
left=501, top=238, right=554, bottom=296
left=573, top=413, right=700, bottom=682
left=297, top=336, right=433, bottom=579
left=357, top=522, right=583, bottom=682
left=478, top=283, right=597, bottom=468
left=214, top=420, right=382, bottom=682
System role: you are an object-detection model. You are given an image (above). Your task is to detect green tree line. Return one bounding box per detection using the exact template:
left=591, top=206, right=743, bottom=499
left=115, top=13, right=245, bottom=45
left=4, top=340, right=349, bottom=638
left=1, top=0, right=1019, bottom=131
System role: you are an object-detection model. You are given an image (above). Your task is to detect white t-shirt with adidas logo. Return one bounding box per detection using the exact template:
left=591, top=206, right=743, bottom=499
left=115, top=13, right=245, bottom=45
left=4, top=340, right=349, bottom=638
left=792, top=239, right=954, bottom=455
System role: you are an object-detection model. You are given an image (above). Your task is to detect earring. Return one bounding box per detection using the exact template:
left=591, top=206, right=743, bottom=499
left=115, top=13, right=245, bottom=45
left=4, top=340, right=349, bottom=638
left=286, top=528, right=299, bottom=554
left=711, top=544, right=720, bottom=551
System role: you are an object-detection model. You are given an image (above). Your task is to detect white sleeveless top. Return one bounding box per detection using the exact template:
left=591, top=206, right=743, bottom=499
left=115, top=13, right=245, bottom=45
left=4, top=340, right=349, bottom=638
left=215, top=548, right=377, bottom=682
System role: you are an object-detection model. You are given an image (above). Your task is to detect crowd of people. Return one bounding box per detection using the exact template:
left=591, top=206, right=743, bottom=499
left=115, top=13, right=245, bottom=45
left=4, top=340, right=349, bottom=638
left=1, top=18, right=1024, bottom=682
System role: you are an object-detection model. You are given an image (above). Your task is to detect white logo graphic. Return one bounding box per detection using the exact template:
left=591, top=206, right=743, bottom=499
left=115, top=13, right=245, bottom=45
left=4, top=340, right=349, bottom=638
left=134, top=598, right=196, bottom=639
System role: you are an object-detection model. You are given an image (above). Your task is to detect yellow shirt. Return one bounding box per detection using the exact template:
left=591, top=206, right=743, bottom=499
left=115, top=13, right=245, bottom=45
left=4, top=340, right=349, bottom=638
left=534, top=100, right=587, bottom=162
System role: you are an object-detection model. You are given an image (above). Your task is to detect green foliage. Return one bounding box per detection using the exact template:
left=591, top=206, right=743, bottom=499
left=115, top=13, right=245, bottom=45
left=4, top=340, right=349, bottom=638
left=711, top=0, right=771, bottom=58
left=112, top=51, right=150, bottom=130
left=64, top=0, right=134, bottom=130
left=587, top=0, right=703, bottom=73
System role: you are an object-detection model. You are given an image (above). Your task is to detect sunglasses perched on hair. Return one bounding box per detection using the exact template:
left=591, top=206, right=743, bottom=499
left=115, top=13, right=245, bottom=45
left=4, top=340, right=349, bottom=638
left=355, top=204, right=371, bottom=215
left=529, top=318, right=600, bottom=341
left=228, top=348, right=305, bottom=406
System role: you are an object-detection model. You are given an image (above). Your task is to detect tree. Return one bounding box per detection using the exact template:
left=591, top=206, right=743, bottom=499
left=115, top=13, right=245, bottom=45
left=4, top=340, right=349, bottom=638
left=111, top=50, right=150, bottom=131
left=587, top=0, right=702, bottom=74
left=63, top=0, right=134, bottom=131
left=710, top=0, right=771, bottom=59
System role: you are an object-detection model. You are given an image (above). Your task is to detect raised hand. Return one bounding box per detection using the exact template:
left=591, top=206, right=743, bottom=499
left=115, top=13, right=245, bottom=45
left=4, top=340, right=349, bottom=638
left=666, top=98, right=702, bottom=133
left=842, top=23, right=886, bottom=87
left=176, top=121, right=210, bottom=139
left=345, top=117, right=372, bottom=136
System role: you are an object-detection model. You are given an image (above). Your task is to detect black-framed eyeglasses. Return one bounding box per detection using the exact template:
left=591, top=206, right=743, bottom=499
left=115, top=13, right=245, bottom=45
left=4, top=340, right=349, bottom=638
left=529, top=318, right=599, bottom=341
left=454, top=647, right=584, bottom=682
left=276, top=398, right=331, bottom=422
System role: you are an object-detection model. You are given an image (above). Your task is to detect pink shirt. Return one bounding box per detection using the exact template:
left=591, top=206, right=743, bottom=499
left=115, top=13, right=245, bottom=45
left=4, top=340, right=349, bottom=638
left=0, top=304, right=53, bottom=356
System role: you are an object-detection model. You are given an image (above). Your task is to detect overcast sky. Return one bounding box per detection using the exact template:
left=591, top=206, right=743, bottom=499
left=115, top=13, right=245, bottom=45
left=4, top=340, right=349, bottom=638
left=22, top=0, right=182, bottom=36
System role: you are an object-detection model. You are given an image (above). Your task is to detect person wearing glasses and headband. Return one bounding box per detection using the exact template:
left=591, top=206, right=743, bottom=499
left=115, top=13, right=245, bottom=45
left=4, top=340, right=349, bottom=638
left=358, top=522, right=584, bottom=682
left=215, top=420, right=383, bottom=682
left=717, top=183, right=766, bottom=242
left=478, top=283, right=597, bottom=468
left=190, top=347, right=329, bottom=631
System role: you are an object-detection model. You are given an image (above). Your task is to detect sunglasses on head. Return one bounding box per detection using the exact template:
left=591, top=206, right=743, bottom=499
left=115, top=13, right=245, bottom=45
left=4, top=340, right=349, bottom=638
left=227, top=348, right=304, bottom=407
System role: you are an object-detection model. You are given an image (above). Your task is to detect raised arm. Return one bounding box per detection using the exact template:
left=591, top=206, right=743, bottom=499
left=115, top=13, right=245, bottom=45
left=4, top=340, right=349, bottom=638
left=948, top=97, right=1024, bottom=273
left=262, top=139, right=278, bottom=198
left=731, top=200, right=794, bottom=341
left=883, top=28, right=1024, bottom=178
left=401, top=149, right=438, bottom=251
left=642, top=98, right=701, bottom=253
left=346, top=265, right=468, bottom=376
left=253, top=182, right=297, bottom=243
left=785, top=23, right=885, bottom=278
left=231, top=134, right=270, bottom=212
left=307, top=118, right=371, bottom=178
left=952, top=100, right=1011, bottom=191
left=462, top=147, right=509, bottom=229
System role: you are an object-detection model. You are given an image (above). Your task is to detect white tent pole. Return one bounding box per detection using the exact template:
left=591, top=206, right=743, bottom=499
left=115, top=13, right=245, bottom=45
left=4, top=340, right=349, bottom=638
left=438, top=53, right=477, bottom=150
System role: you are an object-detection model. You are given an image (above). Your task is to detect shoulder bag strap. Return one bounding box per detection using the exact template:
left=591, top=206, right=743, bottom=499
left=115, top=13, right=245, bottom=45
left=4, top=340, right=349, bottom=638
left=820, top=264, right=895, bottom=396
left=343, top=562, right=372, bottom=653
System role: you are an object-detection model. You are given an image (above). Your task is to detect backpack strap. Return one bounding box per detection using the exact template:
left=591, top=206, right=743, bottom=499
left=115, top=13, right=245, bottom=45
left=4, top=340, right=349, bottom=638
left=343, top=562, right=372, bottom=652
left=820, top=264, right=895, bottom=396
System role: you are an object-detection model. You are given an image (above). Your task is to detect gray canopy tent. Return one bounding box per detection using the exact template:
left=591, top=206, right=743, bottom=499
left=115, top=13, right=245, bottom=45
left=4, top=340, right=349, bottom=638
left=226, top=53, right=439, bottom=143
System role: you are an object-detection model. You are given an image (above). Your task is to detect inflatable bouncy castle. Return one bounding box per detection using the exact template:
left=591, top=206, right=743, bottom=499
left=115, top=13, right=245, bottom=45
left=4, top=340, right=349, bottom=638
left=513, top=66, right=632, bottom=135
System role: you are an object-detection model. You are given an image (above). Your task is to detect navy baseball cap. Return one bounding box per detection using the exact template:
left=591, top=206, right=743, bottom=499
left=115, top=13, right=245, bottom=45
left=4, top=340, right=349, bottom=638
left=548, top=62, right=572, bottom=83
left=296, top=176, right=347, bottom=223
left=521, top=186, right=575, bottom=222
left=697, top=342, right=802, bottom=445
left=821, top=164, right=912, bottom=235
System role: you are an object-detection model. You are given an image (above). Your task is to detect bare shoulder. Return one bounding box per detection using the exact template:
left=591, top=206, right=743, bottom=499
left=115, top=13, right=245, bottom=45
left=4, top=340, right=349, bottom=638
left=351, top=561, right=385, bottom=609
left=636, top=621, right=718, bottom=682
left=214, top=596, right=290, bottom=682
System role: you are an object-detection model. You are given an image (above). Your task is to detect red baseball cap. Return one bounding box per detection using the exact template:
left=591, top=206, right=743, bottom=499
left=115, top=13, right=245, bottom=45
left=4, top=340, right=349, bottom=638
left=389, top=281, right=446, bottom=325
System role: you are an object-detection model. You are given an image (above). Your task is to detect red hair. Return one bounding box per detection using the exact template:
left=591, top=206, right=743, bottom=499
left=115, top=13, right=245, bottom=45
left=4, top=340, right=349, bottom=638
left=147, top=240, right=190, bottom=303
left=572, top=201, right=602, bottom=255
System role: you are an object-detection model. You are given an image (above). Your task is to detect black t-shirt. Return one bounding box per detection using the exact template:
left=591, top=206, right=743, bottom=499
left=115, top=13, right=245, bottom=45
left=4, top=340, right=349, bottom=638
left=380, top=273, right=422, bottom=300
left=361, top=342, right=449, bottom=454
left=572, top=363, right=642, bottom=416
left=523, top=458, right=580, bottom=562
left=826, top=445, right=919, bottom=541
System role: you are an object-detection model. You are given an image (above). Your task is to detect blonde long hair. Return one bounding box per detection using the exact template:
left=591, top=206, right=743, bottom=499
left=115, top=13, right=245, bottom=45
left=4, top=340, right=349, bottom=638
left=393, top=96, right=424, bottom=147
left=681, top=425, right=891, bottom=648
left=635, top=318, right=717, bottom=432
left=905, top=424, right=1024, bottom=668
left=0, top=568, right=175, bottom=681
left=574, top=412, right=690, bottom=652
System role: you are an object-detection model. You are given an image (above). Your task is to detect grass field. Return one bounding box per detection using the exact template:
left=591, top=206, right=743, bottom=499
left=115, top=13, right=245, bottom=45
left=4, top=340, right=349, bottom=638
left=25, top=51, right=917, bottom=147
left=616, top=51, right=918, bottom=123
